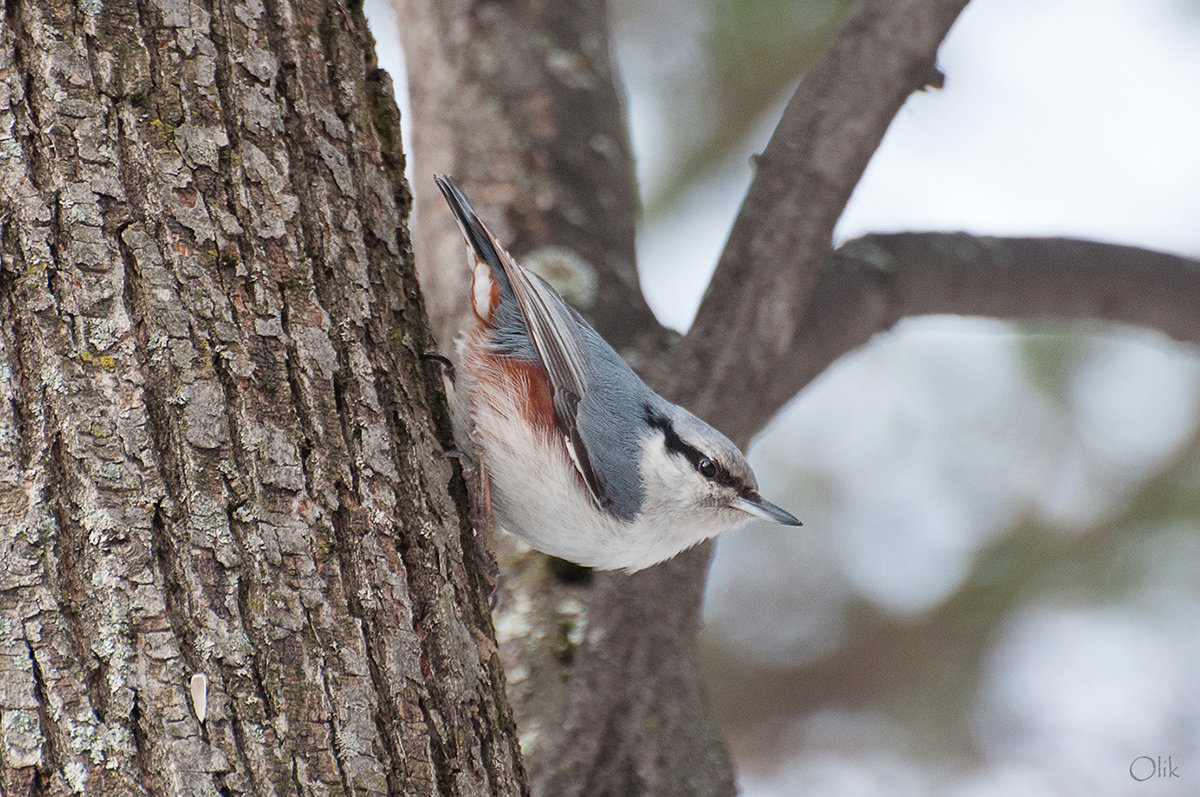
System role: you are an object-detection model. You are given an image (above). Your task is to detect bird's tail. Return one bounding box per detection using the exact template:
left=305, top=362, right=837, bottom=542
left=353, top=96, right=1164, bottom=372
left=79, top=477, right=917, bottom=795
left=434, top=175, right=515, bottom=298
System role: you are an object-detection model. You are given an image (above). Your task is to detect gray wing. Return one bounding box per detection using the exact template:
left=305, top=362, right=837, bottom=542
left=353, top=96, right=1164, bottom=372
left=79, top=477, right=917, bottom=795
left=500, top=258, right=610, bottom=509
left=434, top=176, right=609, bottom=509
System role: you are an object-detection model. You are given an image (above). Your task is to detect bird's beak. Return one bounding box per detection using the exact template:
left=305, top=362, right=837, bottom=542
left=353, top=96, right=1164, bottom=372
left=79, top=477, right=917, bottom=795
left=731, top=493, right=802, bottom=526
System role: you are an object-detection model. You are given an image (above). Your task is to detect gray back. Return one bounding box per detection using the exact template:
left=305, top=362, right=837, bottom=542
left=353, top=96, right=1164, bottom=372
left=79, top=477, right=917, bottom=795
left=487, top=287, right=656, bottom=520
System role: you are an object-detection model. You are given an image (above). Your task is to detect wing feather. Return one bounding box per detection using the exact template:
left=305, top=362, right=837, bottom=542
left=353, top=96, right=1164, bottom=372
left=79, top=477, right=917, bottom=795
left=435, top=175, right=608, bottom=509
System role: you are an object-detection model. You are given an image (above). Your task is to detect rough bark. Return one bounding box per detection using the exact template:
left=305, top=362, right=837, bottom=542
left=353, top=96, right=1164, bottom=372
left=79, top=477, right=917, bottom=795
left=0, top=0, right=524, bottom=794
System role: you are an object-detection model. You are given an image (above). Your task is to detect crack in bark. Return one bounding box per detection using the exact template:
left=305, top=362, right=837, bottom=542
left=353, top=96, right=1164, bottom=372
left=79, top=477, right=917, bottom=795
left=128, top=689, right=152, bottom=793
left=219, top=503, right=282, bottom=797
left=328, top=482, right=422, bottom=797
left=414, top=693, right=457, bottom=797
left=279, top=301, right=323, bottom=513
left=27, top=643, right=56, bottom=794
left=221, top=681, right=260, bottom=796
left=46, top=433, right=112, bottom=725
left=8, top=1, right=53, bottom=200
left=290, top=757, right=305, bottom=795
left=201, top=0, right=263, bottom=285
left=0, top=212, right=33, bottom=472
left=303, top=609, right=357, bottom=797
left=232, top=563, right=278, bottom=723
left=129, top=0, right=162, bottom=105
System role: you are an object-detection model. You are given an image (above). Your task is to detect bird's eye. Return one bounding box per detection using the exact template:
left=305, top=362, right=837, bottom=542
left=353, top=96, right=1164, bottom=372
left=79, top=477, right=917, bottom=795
left=696, top=456, right=717, bottom=478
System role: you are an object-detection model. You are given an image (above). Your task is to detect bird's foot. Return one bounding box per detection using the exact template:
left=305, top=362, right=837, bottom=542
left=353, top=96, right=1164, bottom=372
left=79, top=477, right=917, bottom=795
left=441, top=447, right=475, bottom=471
left=421, top=351, right=456, bottom=384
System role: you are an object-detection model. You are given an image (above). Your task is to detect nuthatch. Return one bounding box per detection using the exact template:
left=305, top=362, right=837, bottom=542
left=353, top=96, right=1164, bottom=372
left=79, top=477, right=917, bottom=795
left=435, top=175, right=800, bottom=572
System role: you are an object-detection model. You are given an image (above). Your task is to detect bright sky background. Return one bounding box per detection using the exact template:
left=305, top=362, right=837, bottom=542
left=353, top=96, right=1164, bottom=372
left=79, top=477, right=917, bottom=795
left=838, top=0, right=1200, bottom=251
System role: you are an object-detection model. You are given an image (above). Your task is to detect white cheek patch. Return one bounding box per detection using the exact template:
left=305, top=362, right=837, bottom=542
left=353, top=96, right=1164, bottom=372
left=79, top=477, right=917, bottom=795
left=639, top=442, right=704, bottom=510
left=472, top=259, right=495, bottom=320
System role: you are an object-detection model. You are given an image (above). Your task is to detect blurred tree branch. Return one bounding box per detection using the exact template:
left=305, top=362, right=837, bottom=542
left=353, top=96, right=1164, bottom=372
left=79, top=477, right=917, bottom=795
left=664, top=0, right=971, bottom=424
left=721, top=233, right=1200, bottom=445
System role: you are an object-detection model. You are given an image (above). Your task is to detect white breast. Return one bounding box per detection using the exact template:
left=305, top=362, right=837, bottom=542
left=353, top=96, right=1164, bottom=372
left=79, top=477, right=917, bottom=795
left=453, top=335, right=731, bottom=571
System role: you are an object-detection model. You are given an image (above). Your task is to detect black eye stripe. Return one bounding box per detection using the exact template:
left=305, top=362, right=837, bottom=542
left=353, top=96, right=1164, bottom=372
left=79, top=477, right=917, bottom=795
left=642, top=405, right=700, bottom=462
left=643, top=405, right=742, bottom=489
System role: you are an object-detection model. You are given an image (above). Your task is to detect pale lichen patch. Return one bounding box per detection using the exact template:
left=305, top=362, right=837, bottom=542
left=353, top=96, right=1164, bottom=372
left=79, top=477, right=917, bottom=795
left=64, top=760, right=89, bottom=793
left=1, top=707, right=45, bottom=768
left=40, top=365, right=66, bottom=394
left=85, top=317, right=121, bottom=352
left=523, top=246, right=599, bottom=309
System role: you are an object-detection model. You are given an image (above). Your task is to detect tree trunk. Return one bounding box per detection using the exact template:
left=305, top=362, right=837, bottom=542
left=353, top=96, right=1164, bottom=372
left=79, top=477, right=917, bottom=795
left=0, top=0, right=524, bottom=794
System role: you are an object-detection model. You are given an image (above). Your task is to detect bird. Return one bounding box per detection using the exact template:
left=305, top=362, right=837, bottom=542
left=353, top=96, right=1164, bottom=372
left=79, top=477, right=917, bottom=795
left=434, top=175, right=800, bottom=573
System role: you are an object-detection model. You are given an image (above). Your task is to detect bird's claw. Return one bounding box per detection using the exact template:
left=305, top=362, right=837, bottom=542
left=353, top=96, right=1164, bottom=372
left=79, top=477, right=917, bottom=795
left=441, top=448, right=477, bottom=472
left=420, top=351, right=456, bottom=384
